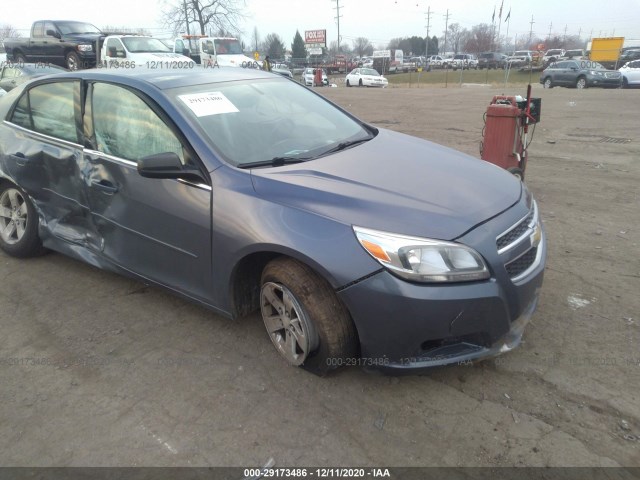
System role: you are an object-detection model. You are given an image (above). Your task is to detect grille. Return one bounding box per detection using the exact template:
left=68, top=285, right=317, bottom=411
left=497, top=210, right=534, bottom=250
left=505, top=247, right=537, bottom=277
left=605, top=72, right=621, bottom=79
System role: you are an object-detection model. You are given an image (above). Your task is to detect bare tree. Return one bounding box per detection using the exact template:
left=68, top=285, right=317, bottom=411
left=101, top=25, right=151, bottom=35
left=0, top=24, right=21, bottom=48
left=250, top=26, right=260, bottom=52
left=163, top=0, right=246, bottom=36
left=352, top=37, right=373, bottom=57
left=463, top=23, right=493, bottom=54
left=445, top=23, right=468, bottom=54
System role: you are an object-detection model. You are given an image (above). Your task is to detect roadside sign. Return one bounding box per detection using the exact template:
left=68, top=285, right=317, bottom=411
left=254, top=51, right=259, bottom=60
left=308, top=47, right=323, bottom=55
left=305, top=30, right=326, bottom=44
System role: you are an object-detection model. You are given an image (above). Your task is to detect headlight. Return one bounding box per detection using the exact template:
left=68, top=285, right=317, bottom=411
left=77, top=44, right=93, bottom=52
left=589, top=70, right=603, bottom=76
left=353, top=226, right=490, bottom=283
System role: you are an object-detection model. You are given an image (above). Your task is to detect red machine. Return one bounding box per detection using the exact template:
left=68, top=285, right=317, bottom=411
left=480, top=86, right=541, bottom=180
left=314, top=68, right=323, bottom=87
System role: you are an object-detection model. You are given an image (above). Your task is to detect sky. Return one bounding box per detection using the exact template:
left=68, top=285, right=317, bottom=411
left=3, top=0, right=640, bottom=50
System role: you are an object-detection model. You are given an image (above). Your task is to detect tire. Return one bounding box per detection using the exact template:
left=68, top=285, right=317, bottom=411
left=14, top=53, right=27, bottom=64
left=358, top=79, right=363, bottom=87
left=622, top=77, right=628, bottom=89
left=543, top=77, right=553, bottom=89
left=507, top=167, right=524, bottom=181
left=66, top=51, right=81, bottom=70
left=346, top=79, right=351, bottom=87
left=0, top=183, right=45, bottom=258
left=576, top=76, right=587, bottom=89
left=260, top=257, right=357, bottom=375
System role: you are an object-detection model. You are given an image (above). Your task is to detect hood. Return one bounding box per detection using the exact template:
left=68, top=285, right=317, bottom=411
left=62, top=33, right=104, bottom=43
left=124, top=52, right=194, bottom=62
left=250, top=129, right=522, bottom=241
left=216, top=54, right=255, bottom=67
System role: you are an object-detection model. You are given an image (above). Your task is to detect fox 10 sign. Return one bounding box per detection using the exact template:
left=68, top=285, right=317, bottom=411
left=305, top=30, right=327, bottom=47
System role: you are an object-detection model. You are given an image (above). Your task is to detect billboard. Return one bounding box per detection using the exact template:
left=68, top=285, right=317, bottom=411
left=590, top=37, right=624, bottom=62
left=305, top=30, right=327, bottom=45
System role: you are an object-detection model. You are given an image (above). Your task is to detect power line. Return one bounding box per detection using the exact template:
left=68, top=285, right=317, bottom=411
left=331, top=0, right=343, bottom=53
left=425, top=6, right=433, bottom=56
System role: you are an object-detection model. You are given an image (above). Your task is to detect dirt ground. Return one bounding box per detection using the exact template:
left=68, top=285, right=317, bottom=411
left=0, top=83, right=639, bottom=468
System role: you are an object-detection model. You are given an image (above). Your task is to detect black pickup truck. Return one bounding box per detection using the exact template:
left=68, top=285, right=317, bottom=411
left=4, top=20, right=104, bottom=70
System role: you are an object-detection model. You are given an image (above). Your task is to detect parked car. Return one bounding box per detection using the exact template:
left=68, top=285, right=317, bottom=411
left=300, top=67, right=328, bottom=86
left=560, top=49, right=586, bottom=60
left=478, top=52, right=507, bottom=69
left=540, top=60, right=622, bottom=88
left=345, top=68, right=388, bottom=87
left=542, top=49, right=565, bottom=64
left=0, top=67, right=545, bottom=374
left=507, top=50, right=534, bottom=68
left=619, top=49, right=640, bottom=64
left=451, top=54, right=478, bottom=70
left=427, top=55, right=448, bottom=68
left=0, top=63, right=67, bottom=91
left=271, top=63, right=293, bottom=78
left=4, top=20, right=103, bottom=70
left=619, top=60, right=640, bottom=88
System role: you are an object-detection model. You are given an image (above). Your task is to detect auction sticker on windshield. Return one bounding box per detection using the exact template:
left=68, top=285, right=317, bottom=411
left=178, top=92, right=239, bottom=117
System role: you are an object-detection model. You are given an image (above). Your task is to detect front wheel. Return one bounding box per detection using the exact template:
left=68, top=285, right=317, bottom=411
left=0, top=183, right=45, bottom=257
left=14, top=53, right=27, bottom=64
left=543, top=77, right=553, bottom=89
left=576, top=76, right=587, bottom=89
left=260, top=258, right=357, bottom=375
left=66, top=51, right=81, bottom=70
left=358, top=79, right=363, bottom=87
left=346, top=79, right=351, bottom=87
left=507, top=167, right=524, bottom=181
left=622, top=77, right=628, bottom=89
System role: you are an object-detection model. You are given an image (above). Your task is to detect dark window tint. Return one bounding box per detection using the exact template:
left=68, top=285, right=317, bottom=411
left=10, top=81, right=78, bottom=143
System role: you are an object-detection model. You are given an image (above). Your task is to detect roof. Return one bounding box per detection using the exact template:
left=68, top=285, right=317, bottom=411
left=42, top=66, right=276, bottom=90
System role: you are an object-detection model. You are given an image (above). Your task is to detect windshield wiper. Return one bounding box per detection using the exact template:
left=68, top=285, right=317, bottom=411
left=237, top=156, right=310, bottom=169
left=319, top=137, right=372, bottom=157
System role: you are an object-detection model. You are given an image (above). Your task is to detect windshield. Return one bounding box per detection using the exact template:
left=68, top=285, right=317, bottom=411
left=213, top=39, right=243, bottom=55
left=170, top=78, right=373, bottom=167
left=56, top=22, right=101, bottom=35
left=362, top=68, right=380, bottom=76
left=121, top=37, right=171, bottom=53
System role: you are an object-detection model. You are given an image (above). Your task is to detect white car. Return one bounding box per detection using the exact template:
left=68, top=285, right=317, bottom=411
left=543, top=49, right=565, bottom=64
left=619, top=60, right=640, bottom=88
left=345, top=68, right=388, bottom=87
left=300, top=68, right=328, bottom=86
left=451, top=54, right=478, bottom=70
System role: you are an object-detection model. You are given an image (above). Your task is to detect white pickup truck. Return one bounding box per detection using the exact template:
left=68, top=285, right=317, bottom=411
left=160, top=36, right=256, bottom=67
left=100, top=35, right=195, bottom=68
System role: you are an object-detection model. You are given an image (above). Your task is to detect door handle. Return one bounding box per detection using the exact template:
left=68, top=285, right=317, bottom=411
left=12, top=152, right=27, bottom=166
left=91, top=179, right=119, bottom=194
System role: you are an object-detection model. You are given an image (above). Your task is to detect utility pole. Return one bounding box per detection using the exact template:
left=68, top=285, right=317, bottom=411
left=425, top=6, right=433, bottom=56
left=332, top=0, right=343, bottom=54
left=563, top=24, right=567, bottom=46
left=443, top=9, right=450, bottom=56
left=529, top=15, right=535, bottom=48
left=547, top=21, right=552, bottom=41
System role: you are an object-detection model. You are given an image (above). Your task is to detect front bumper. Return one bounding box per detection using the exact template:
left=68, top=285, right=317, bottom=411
left=338, top=201, right=546, bottom=373
left=587, top=75, right=622, bottom=87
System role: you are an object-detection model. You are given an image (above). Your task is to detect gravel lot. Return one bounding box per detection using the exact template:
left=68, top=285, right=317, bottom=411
left=1, top=83, right=638, bottom=468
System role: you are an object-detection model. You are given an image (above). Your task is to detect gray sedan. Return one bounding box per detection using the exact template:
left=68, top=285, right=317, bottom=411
left=0, top=68, right=545, bottom=374
left=540, top=60, right=622, bottom=89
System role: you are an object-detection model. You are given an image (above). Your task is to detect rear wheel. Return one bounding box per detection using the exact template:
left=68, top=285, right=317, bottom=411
left=358, top=79, right=363, bottom=87
left=543, top=77, right=553, bottom=88
left=14, top=53, right=27, bottom=64
left=576, top=76, right=587, bottom=89
left=622, top=77, right=629, bottom=89
left=0, top=183, right=45, bottom=258
left=260, top=258, right=357, bottom=375
left=346, top=79, right=351, bottom=87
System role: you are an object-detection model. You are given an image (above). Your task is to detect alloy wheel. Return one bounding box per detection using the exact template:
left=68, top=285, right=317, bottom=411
left=0, top=188, right=28, bottom=245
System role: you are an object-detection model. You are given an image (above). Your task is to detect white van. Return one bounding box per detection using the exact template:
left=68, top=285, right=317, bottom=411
left=199, top=37, right=256, bottom=67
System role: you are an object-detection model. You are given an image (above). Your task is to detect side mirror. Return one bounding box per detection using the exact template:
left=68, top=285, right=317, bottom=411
left=116, top=50, right=126, bottom=59
left=137, top=152, right=207, bottom=184
left=570, top=66, right=578, bottom=71
left=46, top=29, right=61, bottom=39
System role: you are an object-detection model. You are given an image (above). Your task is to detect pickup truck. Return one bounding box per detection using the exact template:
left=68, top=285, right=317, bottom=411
left=100, top=35, right=195, bottom=68
left=4, top=20, right=103, bottom=70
